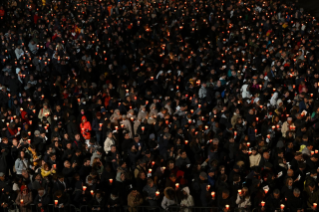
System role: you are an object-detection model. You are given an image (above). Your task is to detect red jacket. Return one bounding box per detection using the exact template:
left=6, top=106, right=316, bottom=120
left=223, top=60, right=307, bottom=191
left=80, top=116, right=92, bottom=140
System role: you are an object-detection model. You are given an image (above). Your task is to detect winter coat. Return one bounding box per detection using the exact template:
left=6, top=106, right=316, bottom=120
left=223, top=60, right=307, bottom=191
left=104, top=137, right=115, bottom=154
left=249, top=154, right=261, bottom=168
left=80, top=116, right=92, bottom=140
left=180, top=187, right=194, bottom=212
left=15, top=192, right=33, bottom=212
left=235, top=193, right=251, bottom=210
left=127, top=190, right=143, bottom=212
left=161, top=187, right=176, bottom=210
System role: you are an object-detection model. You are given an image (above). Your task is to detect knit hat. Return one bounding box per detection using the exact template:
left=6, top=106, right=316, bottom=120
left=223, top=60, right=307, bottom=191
left=199, top=171, right=208, bottom=180
left=20, top=185, right=27, bottom=192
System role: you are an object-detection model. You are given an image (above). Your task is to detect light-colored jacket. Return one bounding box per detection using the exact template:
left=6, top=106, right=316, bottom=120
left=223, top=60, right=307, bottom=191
left=235, top=193, right=251, bottom=209
left=15, top=158, right=30, bottom=175
left=281, top=121, right=295, bottom=138
left=161, top=187, right=176, bottom=210
left=104, top=137, right=115, bottom=154
left=15, top=48, right=24, bottom=60
left=38, top=107, right=51, bottom=124
left=241, top=84, right=251, bottom=99
left=249, top=154, right=261, bottom=168
left=198, top=85, right=207, bottom=99
left=180, top=187, right=194, bottom=212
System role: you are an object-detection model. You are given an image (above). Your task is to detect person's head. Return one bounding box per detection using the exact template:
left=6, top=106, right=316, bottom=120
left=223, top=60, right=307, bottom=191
left=295, top=152, right=302, bottom=160
left=64, top=160, right=70, bottom=168
left=75, top=133, right=80, bottom=141
left=180, top=150, right=187, bottom=159
left=308, top=182, right=316, bottom=192
left=219, top=165, right=225, bottom=174
left=263, top=151, right=270, bottom=160
left=110, top=145, right=116, bottom=153
left=38, top=187, right=45, bottom=197
left=21, top=185, right=28, bottom=195
left=242, top=187, right=249, bottom=196
left=169, top=173, right=176, bottom=182
left=168, top=160, right=175, bottom=169
left=107, top=131, right=113, bottom=138
left=221, top=189, right=230, bottom=199
left=50, top=154, right=56, bottom=161
left=0, top=172, right=5, bottom=181
left=55, top=190, right=63, bottom=198
left=147, top=178, right=154, bottom=187
left=293, top=188, right=300, bottom=198
left=138, top=172, right=146, bottom=180
left=273, top=189, right=280, bottom=199
left=58, top=175, right=64, bottom=182
left=286, top=177, right=293, bottom=187
left=20, top=151, right=25, bottom=159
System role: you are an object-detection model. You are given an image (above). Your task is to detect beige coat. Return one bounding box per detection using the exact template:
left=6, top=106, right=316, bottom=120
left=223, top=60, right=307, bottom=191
left=249, top=154, right=261, bottom=168
left=15, top=192, right=33, bottom=212
left=127, top=190, right=143, bottom=212
left=281, top=121, right=295, bottom=138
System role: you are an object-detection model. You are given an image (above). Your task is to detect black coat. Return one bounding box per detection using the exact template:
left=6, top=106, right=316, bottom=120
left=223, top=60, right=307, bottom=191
left=33, top=193, right=51, bottom=212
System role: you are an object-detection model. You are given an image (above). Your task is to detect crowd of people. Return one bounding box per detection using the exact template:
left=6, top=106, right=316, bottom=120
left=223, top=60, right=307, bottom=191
left=0, top=0, right=319, bottom=211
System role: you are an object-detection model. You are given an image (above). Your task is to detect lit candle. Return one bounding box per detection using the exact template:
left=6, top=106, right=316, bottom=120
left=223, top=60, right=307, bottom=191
left=28, top=131, right=31, bottom=136
left=53, top=164, right=56, bottom=169
left=280, top=204, right=285, bottom=210
left=211, top=191, right=215, bottom=198
left=261, top=201, right=265, bottom=207
left=198, top=104, right=201, bottom=108
left=207, top=185, right=211, bottom=190
left=225, top=205, right=230, bottom=210
left=247, top=142, right=250, bottom=147
left=256, top=117, right=259, bottom=122
left=311, top=151, right=314, bottom=156
left=152, top=161, right=155, bottom=166
left=238, top=189, right=242, bottom=194
left=109, top=179, right=113, bottom=184
left=175, top=183, right=179, bottom=189
left=141, top=126, right=145, bottom=131
left=314, top=203, right=317, bottom=208
left=18, top=127, right=21, bottom=131
left=148, top=169, right=152, bottom=173
left=254, top=129, right=257, bottom=134
left=315, top=150, right=318, bottom=154
left=28, top=139, right=31, bottom=144
left=264, top=188, right=269, bottom=194
left=155, top=191, right=160, bottom=196
left=20, top=199, right=23, bottom=204
left=99, top=123, right=103, bottom=128
left=54, top=200, right=58, bottom=205
left=185, top=140, right=188, bottom=145
left=82, top=186, right=87, bottom=191
left=90, top=190, right=94, bottom=195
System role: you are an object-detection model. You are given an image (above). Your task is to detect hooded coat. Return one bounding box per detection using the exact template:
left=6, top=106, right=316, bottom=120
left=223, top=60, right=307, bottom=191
left=80, top=116, right=92, bottom=140
left=180, top=187, right=194, bottom=212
